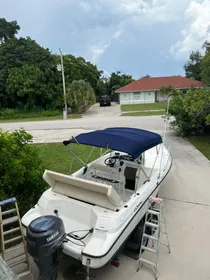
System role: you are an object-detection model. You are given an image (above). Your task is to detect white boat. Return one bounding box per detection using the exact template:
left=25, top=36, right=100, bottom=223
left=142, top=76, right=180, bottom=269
left=21, top=127, right=172, bottom=269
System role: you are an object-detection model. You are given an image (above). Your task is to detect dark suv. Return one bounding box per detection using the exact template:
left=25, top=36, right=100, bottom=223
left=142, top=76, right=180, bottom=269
left=100, top=95, right=111, bottom=107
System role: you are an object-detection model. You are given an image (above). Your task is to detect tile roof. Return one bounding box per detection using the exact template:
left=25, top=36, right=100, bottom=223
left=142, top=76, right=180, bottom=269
left=115, top=76, right=204, bottom=92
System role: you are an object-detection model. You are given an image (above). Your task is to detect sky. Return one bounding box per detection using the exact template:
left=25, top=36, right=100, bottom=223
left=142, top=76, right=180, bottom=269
left=1, top=0, right=210, bottom=79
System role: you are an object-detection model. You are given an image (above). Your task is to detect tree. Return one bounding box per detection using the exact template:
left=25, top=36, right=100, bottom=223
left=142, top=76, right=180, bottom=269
left=0, top=18, right=20, bottom=43
left=60, top=54, right=101, bottom=91
left=202, top=40, right=210, bottom=54
left=95, top=77, right=110, bottom=100
left=159, top=85, right=178, bottom=97
left=169, top=87, right=210, bottom=136
left=108, top=71, right=134, bottom=100
left=0, top=129, right=46, bottom=214
left=6, top=65, right=47, bottom=109
left=67, top=80, right=96, bottom=113
left=0, top=37, right=56, bottom=107
left=201, top=50, right=210, bottom=86
left=142, top=74, right=151, bottom=78
left=184, top=51, right=202, bottom=81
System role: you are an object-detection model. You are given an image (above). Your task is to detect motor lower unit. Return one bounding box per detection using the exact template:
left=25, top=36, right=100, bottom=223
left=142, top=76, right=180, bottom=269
left=26, top=215, right=66, bottom=280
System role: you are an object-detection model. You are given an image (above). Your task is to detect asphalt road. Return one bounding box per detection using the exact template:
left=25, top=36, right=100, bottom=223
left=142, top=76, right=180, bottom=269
left=3, top=104, right=210, bottom=280
left=0, top=114, right=166, bottom=133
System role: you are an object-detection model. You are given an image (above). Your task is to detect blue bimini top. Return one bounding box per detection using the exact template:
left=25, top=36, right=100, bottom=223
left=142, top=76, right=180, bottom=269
left=63, top=127, right=162, bottom=159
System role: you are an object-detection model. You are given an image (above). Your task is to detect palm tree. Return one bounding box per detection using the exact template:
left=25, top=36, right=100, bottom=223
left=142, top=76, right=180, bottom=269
left=67, top=80, right=96, bottom=113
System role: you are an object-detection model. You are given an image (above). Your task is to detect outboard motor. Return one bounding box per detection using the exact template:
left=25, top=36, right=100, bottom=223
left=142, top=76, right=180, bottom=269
left=26, top=215, right=66, bottom=280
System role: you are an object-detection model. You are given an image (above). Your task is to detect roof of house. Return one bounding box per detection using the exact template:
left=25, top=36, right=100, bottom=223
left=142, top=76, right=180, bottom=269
left=115, top=76, right=204, bottom=93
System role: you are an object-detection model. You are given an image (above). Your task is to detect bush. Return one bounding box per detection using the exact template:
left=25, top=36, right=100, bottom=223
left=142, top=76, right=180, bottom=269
left=0, top=129, right=46, bottom=215
left=169, top=88, right=210, bottom=136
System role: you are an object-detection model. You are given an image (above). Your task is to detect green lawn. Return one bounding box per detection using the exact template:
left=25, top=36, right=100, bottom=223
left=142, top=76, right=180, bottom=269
left=0, top=114, right=81, bottom=123
left=121, top=102, right=167, bottom=112
left=36, top=143, right=105, bottom=174
left=0, top=108, right=82, bottom=123
left=187, top=134, right=210, bottom=160
left=121, top=111, right=165, bottom=117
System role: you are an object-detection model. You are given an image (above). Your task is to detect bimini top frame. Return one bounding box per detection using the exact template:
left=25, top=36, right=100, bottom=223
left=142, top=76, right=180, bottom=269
left=63, top=127, right=162, bottom=159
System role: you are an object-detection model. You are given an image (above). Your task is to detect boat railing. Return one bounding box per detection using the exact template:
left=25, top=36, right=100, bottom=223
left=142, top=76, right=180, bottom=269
left=163, top=144, right=172, bottom=171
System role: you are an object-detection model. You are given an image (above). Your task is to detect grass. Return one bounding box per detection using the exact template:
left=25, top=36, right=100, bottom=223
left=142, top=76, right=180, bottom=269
left=121, top=111, right=165, bottom=117
left=121, top=102, right=167, bottom=112
left=36, top=143, right=105, bottom=174
left=0, top=114, right=81, bottom=123
left=0, top=108, right=81, bottom=122
left=187, top=134, right=210, bottom=160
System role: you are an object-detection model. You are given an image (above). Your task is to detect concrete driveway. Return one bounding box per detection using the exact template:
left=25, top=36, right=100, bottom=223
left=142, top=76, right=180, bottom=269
left=24, top=130, right=210, bottom=280
left=83, top=102, right=121, bottom=118
left=2, top=115, right=210, bottom=280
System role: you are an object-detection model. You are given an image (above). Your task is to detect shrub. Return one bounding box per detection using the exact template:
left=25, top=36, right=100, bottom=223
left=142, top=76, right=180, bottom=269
left=169, top=88, right=210, bottom=136
left=0, top=129, right=46, bottom=215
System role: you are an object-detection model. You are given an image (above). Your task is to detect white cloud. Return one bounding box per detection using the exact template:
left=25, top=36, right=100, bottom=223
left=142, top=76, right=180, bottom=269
left=85, top=0, right=188, bottom=63
left=1, top=0, right=194, bottom=75
left=79, top=1, right=91, bottom=12
left=170, top=0, right=210, bottom=58
left=90, top=44, right=110, bottom=63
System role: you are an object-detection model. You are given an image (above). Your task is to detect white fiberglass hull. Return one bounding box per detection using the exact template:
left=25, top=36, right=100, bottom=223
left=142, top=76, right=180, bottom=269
left=22, top=144, right=172, bottom=269
left=81, top=151, right=172, bottom=268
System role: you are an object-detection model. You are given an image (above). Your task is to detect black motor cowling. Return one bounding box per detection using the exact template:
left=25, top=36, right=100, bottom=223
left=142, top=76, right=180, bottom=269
left=26, top=215, right=66, bottom=280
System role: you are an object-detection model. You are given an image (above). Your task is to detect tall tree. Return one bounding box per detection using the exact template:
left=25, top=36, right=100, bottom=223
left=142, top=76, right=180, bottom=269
left=0, top=37, right=56, bottom=107
left=6, top=65, right=46, bottom=109
left=108, top=71, right=134, bottom=99
left=202, top=40, right=210, bottom=54
left=201, top=51, right=210, bottom=86
left=0, top=18, right=20, bottom=43
left=60, top=54, right=102, bottom=91
left=67, top=80, right=96, bottom=113
left=184, top=51, right=202, bottom=81
left=95, top=77, right=110, bottom=99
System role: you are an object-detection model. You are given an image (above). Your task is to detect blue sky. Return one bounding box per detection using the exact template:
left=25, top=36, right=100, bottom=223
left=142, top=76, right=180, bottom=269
left=1, top=0, right=209, bottom=79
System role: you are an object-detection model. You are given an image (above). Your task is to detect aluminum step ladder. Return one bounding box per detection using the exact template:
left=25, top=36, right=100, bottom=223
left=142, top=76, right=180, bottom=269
left=0, top=255, right=19, bottom=280
left=137, top=196, right=171, bottom=279
left=0, top=198, right=33, bottom=280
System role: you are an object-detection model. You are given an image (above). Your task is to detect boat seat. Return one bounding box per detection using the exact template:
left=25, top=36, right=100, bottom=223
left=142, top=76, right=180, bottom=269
left=88, top=164, right=126, bottom=200
left=43, top=170, right=122, bottom=211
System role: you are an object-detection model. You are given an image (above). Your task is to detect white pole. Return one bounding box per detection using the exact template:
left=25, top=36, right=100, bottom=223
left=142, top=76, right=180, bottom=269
left=59, top=48, right=68, bottom=119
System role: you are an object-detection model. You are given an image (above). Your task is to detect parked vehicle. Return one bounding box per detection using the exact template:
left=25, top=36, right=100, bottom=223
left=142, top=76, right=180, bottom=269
left=100, top=95, right=111, bottom=106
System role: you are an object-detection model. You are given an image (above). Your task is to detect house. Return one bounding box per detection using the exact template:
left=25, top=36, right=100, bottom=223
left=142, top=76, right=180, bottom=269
left=115, top=76, right=204, bottom=105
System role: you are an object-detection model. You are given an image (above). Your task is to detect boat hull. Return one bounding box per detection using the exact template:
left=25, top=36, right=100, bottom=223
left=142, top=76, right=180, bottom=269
left=22, top=145, right=172, bottom=269
left=67, top=154, right=172, bottom=268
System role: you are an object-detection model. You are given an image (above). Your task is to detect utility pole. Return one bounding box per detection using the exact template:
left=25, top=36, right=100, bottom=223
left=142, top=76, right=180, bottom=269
left=59, top=48, right=67, bottom=120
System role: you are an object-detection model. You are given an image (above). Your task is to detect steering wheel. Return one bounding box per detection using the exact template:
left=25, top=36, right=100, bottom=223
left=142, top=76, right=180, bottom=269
left=104, top=157, right=116, bottom=167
